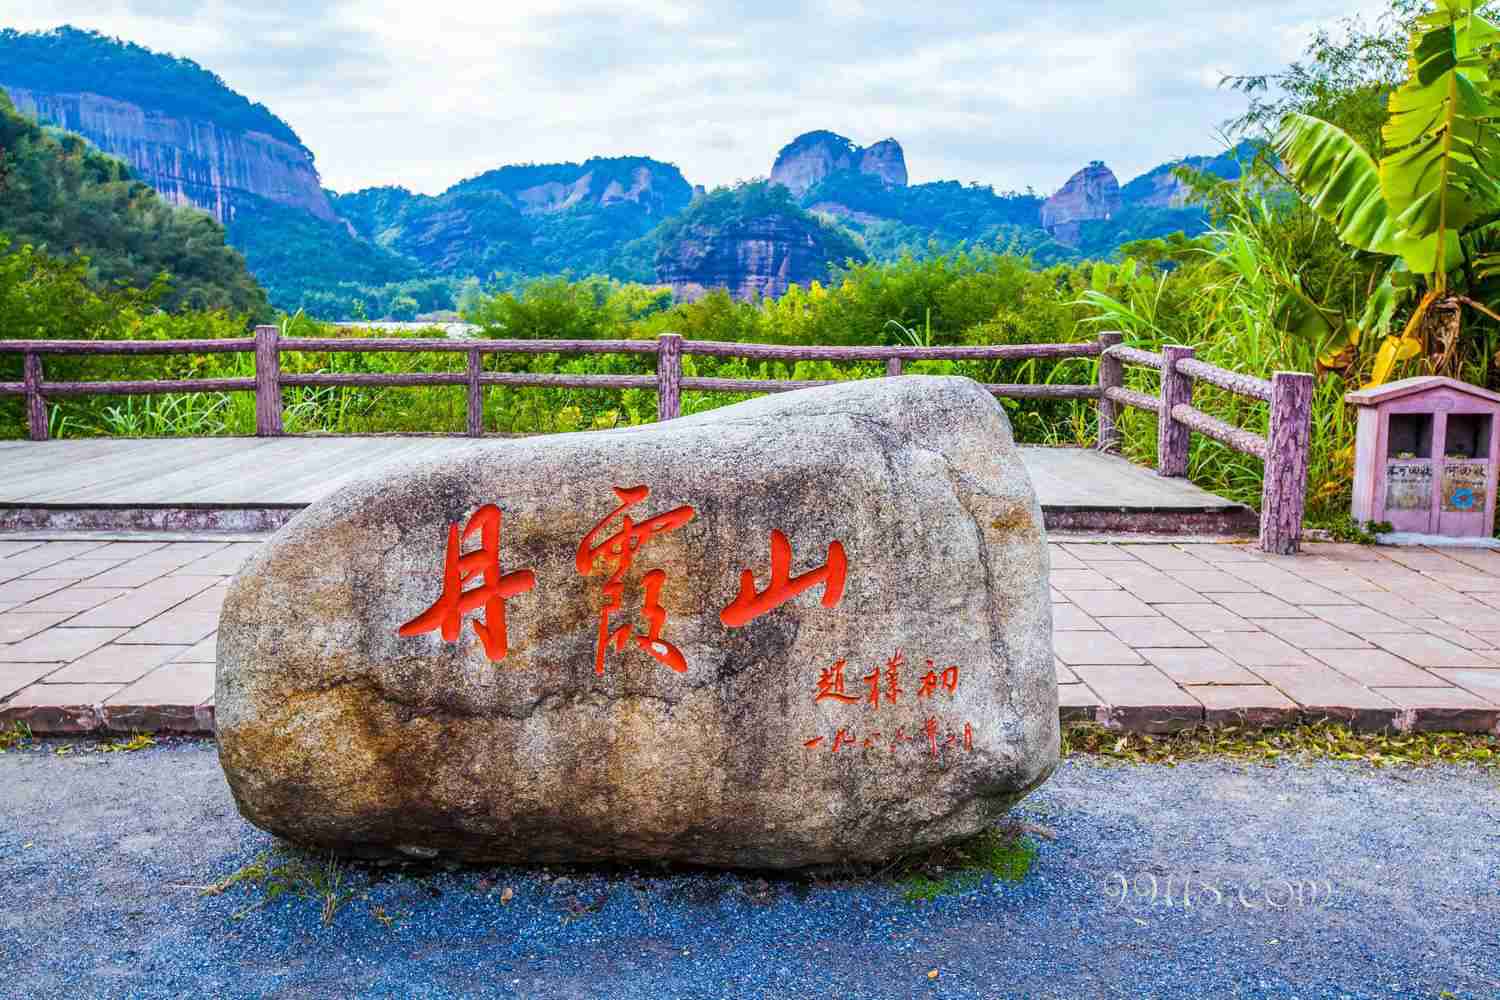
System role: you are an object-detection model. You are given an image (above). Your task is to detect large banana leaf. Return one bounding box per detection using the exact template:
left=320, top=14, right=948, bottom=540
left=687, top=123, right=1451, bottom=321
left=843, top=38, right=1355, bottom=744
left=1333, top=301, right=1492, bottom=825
left=1273, top=113, right=1452, bottom=274
left=1380, top=6, right=1500, bottom=276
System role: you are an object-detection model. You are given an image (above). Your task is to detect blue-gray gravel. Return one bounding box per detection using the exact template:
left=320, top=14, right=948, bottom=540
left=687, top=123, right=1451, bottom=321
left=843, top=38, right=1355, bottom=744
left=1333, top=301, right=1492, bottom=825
left=1, top=740, right=1497, bottom=999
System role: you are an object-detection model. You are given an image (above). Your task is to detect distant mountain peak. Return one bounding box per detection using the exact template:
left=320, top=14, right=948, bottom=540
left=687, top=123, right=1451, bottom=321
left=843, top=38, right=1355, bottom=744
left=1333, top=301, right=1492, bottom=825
left=1040, top=163, right=1120, bottom=246
left=449, top=156, right=692, bottom=217
left=771, top=130, right=908, bottom=198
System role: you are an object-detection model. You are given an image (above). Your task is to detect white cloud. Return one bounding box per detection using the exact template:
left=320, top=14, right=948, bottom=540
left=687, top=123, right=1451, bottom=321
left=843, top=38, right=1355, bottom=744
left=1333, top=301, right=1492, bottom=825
left=0, top=0, right=1386, bottom=196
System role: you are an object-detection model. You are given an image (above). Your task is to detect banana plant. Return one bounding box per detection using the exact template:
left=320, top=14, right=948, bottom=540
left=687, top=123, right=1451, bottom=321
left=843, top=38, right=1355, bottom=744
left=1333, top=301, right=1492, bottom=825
left=1274, top=0, right=1500, bottom=386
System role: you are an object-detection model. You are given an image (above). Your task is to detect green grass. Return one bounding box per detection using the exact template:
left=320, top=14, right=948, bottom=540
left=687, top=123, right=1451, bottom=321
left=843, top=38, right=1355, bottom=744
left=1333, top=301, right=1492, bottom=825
left=97, top=732, right=156, bottom=753
left=1062, top=721, right=1500, bottom=769
left=197, top=847, right=360, bottom=925
left=0, top=721, right=32, bottom=752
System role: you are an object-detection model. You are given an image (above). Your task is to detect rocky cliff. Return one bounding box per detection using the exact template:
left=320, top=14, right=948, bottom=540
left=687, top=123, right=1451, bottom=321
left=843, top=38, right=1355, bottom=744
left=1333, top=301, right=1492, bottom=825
left=770, top=130, right=907, bottom=198
left=1040, top=162, right=1120, bottom=245
left=1119, top=142, right=1254, bottom=209
left=656, top=215, right=840, bottom=300
left=655, top=182, right=865, bottom=301
left=0, top=85, right=334, bottom=225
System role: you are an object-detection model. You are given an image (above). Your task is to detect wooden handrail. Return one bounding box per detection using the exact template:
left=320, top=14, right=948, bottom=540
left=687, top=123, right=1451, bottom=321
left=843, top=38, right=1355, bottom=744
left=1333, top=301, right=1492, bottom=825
left=1103, top=344, right=1164, bottom=369
left=1103, top=340, right=1313, bottom=553
left=1104, top=385, right=1160, bottom=413
left=0, top=327, right=1313, bottom=553
left=1170, top=402, right=1269, bottom=459
left=277, top=337, right=662, bottom=355
left=40, top=378, right=258, bottom=396
left=1175, top=357, right=1273, bottom=402
left=6, top=338, right=257, bottom=354
left=680, top=340, right=1104, bottom=361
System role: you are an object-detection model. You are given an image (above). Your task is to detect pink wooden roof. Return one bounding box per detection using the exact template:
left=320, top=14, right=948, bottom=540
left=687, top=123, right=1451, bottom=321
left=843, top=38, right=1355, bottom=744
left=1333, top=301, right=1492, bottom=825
left=1344, top=375, right=1500, bottom=408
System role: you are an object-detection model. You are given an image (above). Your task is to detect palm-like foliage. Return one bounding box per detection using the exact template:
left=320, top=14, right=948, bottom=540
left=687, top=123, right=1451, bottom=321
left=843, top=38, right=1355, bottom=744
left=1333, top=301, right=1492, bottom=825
left=1274, top=0, right=1500, bottom=385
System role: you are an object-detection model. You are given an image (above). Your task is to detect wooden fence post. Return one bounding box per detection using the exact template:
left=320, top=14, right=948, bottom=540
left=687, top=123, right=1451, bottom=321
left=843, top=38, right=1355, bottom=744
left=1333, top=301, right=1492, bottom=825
left=1095, top=332, right=1123, bottom=453
left=1157, top=345, right=1194, bottom=477
left=22, top=353, right=48, bottom=443
left=23, top=352, right=47, bottom=442
left=1259, top=370, right=1314, bottom=554
left=657, top=333, right=683, bottom=421
left=254, top=324, right=284, bottom=436
left=886, top=357, right=902, bottom=376
left=465, top=348, right=483, bottom=437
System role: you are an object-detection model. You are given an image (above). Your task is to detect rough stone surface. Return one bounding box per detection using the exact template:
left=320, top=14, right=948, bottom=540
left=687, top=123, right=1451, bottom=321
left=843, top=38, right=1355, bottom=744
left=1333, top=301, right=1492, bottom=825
left=1040, top=161, right=1121, bottom=245
left=858, top=138, right=909, bottom=188
left=215, top=377, right=1058, bottom=868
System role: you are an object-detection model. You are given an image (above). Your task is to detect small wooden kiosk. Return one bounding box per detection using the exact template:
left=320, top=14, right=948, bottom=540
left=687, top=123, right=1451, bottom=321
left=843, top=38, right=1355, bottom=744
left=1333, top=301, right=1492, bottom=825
left=1346, top=376, right=1500, bottom=537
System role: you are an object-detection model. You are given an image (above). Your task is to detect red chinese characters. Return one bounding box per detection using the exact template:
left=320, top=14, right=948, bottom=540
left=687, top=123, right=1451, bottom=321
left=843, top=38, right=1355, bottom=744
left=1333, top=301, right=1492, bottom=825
left=720, top=530, right=846, bottom=627
left=576, top=485, right=696, bottom=675
left=804, top=649, right=974, bottom=757
left=917, top=662, right=960, bottom=699
left=815, top=659, right=860, bottom=703
left=863, top=650, right=904, bottom=707
left=399, top=504, right=537, bottom=662
left=802, top=719, right=974, bottom=758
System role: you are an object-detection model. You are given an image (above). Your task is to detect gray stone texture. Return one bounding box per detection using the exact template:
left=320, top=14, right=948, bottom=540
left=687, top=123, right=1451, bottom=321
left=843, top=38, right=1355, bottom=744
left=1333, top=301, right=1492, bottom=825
left=215, top=377, right=1059, bottom=868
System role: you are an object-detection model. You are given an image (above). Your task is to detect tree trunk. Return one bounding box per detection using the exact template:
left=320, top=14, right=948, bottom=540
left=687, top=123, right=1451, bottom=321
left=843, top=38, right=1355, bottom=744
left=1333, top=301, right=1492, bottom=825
left=1424, top=297, right=1463, bottom=376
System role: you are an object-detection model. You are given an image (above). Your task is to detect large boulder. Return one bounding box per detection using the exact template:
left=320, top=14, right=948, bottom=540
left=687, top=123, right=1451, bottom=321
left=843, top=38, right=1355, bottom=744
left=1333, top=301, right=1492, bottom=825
left=215, top=376, right=1058, bottom=868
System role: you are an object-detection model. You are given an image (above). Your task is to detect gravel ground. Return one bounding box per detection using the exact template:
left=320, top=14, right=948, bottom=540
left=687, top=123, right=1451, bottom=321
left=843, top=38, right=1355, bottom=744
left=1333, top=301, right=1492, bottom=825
left=1, top=740, right=1497, bottom=999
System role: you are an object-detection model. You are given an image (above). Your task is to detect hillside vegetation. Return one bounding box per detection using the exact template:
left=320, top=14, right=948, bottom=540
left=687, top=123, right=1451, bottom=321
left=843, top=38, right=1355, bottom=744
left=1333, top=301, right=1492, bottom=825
left=0, top=26, right=300, bottom=146
left=0, top=90, right=267, bottom=315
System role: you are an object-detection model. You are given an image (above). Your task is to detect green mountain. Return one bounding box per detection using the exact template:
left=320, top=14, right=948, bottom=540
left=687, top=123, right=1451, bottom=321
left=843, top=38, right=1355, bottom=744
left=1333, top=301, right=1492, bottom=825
left=0, top=27, right=416, bottom=316
left=1068, top=143, right=1256, bottom=258
left=0, top=25, right=298, bottom=145
left=772, top=130, right=1250, bottom=266
left=0, top=28, right=1254, bottom=319
left=331, top=157, right=694, bottom=283
left=800, top=171, right=1071, bottom=264
left=0, top=89, right=267, bottom=315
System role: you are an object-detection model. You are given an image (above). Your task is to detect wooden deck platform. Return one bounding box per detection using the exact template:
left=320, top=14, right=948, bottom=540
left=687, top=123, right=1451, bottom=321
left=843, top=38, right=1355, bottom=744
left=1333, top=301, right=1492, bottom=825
left=0, top=438, right=1256, bottom=533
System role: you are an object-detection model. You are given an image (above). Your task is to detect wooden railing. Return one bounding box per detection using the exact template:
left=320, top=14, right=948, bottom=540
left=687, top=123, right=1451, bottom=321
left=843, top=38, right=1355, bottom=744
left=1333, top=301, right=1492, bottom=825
left=1096, top=333, right=1315, bottom=554
left=0, top=325, right=1313, bottom=552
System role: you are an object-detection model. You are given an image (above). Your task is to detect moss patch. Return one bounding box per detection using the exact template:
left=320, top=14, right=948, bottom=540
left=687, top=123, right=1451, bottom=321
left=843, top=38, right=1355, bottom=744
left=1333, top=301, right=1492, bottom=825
left=891, top=824, right=1039, bottom=904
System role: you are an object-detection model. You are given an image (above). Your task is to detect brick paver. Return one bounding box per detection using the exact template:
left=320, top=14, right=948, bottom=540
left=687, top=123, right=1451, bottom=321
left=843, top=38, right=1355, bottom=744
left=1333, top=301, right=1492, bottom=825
left=1, top=534, right=1499, bottom=736
left=1192, top=684, right=1298, bottom=726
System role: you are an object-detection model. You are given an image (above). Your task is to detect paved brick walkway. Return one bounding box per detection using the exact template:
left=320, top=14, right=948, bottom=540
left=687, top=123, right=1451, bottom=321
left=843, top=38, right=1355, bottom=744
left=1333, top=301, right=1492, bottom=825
left=1, top=534, right=1498, bottom=735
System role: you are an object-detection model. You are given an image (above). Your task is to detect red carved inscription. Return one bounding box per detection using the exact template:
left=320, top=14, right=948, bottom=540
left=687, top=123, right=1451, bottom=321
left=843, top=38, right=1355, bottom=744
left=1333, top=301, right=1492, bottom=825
left=399, top=504, right=537, bottom=662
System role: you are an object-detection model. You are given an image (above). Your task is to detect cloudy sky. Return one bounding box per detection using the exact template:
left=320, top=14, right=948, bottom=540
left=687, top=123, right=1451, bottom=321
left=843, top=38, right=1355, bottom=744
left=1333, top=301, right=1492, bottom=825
left=2, top=0, right=1388, bottom=197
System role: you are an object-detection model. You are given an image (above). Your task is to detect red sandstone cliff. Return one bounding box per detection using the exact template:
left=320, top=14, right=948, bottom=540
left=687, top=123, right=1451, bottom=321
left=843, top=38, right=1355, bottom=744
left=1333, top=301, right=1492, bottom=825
left=657, top=214, right=854, bottom=301
left=1, top=85, right=334, bottom=224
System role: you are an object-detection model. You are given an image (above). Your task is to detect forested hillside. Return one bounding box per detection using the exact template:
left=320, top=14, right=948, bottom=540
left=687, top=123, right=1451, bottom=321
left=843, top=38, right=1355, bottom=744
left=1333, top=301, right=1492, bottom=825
left=0, top=90, right=267, bottom=315
left=0, top=26, right=297, bottom=144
